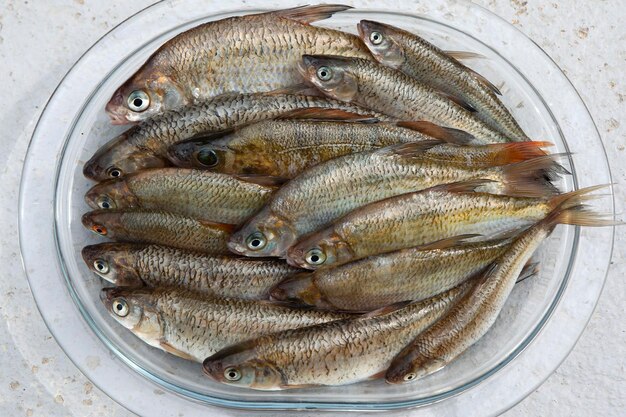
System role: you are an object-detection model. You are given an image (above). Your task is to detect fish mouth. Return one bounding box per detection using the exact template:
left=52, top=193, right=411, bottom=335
left=226, top=240, right=247, bottom=256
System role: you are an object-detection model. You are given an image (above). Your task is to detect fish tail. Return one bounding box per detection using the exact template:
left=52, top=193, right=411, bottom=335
left=499, top=153, right=569, bottom=197
left=543, top=204, right=619, bottom=229
left=274, top=4, right=352, bottom=24
left=488, top=141, right=553, bottom=165
left=548, top=184, right=612, bottom=211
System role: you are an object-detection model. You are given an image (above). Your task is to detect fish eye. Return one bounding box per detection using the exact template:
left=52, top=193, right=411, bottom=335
left=93, top=259, right=109, bottom=274
left=246, top=232, right=267, bottom=251
left=196, top=149, right=219, bottom=167
left=96, top=196, right=116, bottom=209
left=224, top=367, right=241, bottom=381
left=91, top=225, right=107, bottom=236
left=107, top=167, right=122, bottom=178
left=370, top=31, right=384, bottom=45
left=127, top=90, right=150, bottom=112
left=112, top=298, right=130, bottom=317
left=305, top=248, right=326, bottom=266
left=403, top=372, right=417, bottom=381
left=316, top=66, right=333, bottom=81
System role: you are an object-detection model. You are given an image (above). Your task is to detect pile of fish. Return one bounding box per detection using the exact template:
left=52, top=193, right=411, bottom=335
left=80, top=5, right=612, bottom=390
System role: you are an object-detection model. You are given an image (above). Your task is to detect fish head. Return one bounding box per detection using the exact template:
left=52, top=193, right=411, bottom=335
left=269, top=273, right=324, bottom=308
left=81, top=243, right=144, bottom=287
left=385, top=356, right=446, bottom=384
left=298, top=55, right=359, bottom=102
left=357, top=20, right=406, bottom=69
left=83, top=129, right=169, bottom=181
left=203, top=341, right=285, bottom=390
left=100, top=287, right=163, bottom=341
left=84, top=178, right=139, bottom=211
left=286, top=229, right=351, bottom=270
left=105, top=66, right=186, bottom=124
left=81, top=210, right=125, bottom=239
left=168, top=141, right=232, bottom=171
left=228, top=209, right=296, bottom=257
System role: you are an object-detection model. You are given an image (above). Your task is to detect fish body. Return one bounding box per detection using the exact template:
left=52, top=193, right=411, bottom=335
left=299, top=55, right=514, bottom=143
left=286, top=180, right=564, bottom=269
left=82, top=243, right=301, bottom=298
left=229, top=143, right=559, bottom=258
left=106, top=5, right=371, bottom=124
left=385, top=186, right=613, bottom=383
left=86, top=92, right=385, bottom=181
left=81, top=210, right=233, bottom=254
left=202, top=283, right=469, bottom=389
left=84, top=168, right=274, bottom=225
left=357, top=20, right=529, bottom=141
left=272, top=236, right=512, bottom=311
left=100, top=287, right=348, bottom=362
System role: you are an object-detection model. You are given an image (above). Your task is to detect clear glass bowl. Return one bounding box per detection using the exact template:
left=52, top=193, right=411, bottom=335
left=19, top=1, right=614, bottom=415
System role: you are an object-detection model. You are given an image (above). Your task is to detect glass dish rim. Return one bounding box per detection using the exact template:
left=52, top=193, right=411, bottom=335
left=18, top=0, right=615, bottom=414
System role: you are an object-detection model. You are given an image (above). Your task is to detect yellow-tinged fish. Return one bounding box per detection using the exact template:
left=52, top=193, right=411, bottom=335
left=299, top=55, right=516, bottom=143
left=285, top=181, right=595, bottom=270
left=81, top=209, right=233, bottom=254
left=229, top=143, right=561, bottom=258
left=82, top=243, right=301, bottom=299
left=357, top=20, right=530, bottom=141
left=84, top=168, right=276, bottom=225
left=385, top=190, right=614, bottom=383
left=106, top=5, right=371, bottom=124
left=100, top=287, right=348, bottom=362
left=86, top=92, right=384, bottom=181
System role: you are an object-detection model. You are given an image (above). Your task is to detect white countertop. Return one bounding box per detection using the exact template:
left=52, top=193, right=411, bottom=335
left=1, top=1, right=624, bottom=416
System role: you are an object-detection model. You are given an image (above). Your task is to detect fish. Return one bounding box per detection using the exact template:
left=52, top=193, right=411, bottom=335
left=299, top=54, right=516, bottom=143
left=167, top=117, right=480, bottom=178
left=271, top=235, right=513, bottom=312
left=82, top=243, right=302, bottom=299
left=81, top=209, right=233, bottom=254
left=285, top=181, right=598, bottom=270
left=86, top=92, right=386, bottom=181
left=228, top=142, right=561, bottom=258
left=385, top=190, right=614, bottom=384
left=357, top=20, right=530, bottom=141
left=100, top=287, right=349, bottom=362
left=105, top=5, right=372, bottom=124
left=84, top=168, right=276, bottom=225
left=202, top=282, right=470, bottom=389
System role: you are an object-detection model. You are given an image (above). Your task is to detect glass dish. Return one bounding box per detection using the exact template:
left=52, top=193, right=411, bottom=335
left=19, top=0, right=614, bottom=415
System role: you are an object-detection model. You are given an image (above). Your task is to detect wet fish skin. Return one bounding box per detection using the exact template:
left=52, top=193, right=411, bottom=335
left=230, top=143, right=560, bottom=259
left=271, top=236, right=512, bottom=312
left=299, top=55, right=514, bottom=143
left=86, top=92, right=385, bottom=181
left=82, top=243, right=302, bottom=298
left=81, top=209, right=233, bottom=254
left=385, top=188, right=614, bottom=383
left=357, top=20, right=529, bottom=141
left=100, top=287, right=348, bottom=363
left=202, top=283, right=470, bottom=389
left=106, top=5, right=371, bottom=124
left=84, top=168, right=275, bottom=225
left=285, top=180, right=564, bottom=270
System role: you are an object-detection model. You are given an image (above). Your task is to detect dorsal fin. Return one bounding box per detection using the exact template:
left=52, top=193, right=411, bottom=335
left=444, top=50, right=486, bottom=60
left=416, top=234, right=482, bottom=251
left=273, top=4, right=352, bottom=24
left=516, top=261, right=540, bottom=284
left=396, top=121, right=474, bottom=144
left=378, top=141, right=445, bottom=157
left=279, top=107, right=379, bottom=122
left=466, top=67, right=503, bottom=96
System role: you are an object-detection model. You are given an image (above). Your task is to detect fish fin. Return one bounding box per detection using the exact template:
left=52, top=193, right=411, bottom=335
left=279, top=107, right=379, bottom=122
left=186, top=129, right=235, bottom=143
left=234, top=174, right=288, bottom=187
left=516, top=261, right=540, bottom=284
left=547, top=184, right=613, bottom=211
left=499, top=154, right=570, bottom=197
left=274, top=4, right=352, bottom=24
left=367, top=370, right=387, bottom=380
left=360, top=300, right=413, bottom=319
left=267, top=83, right=324, bottom=97
left=430, top=179, right=497, bottom=194
left=198, top=221, right=236, bottom=234
left=396, top=121, right=474, bottom=144
left=435, top=90, right=477, bottom=112
left=444, top=51, right=486, bottom=60
left=416, top=234, right=483, bottom=250
left=159, top=341, right=195, bottom=361
left=542, top=203, right=620, bottom=230
left=482, top=141, right=552, bottom=166
left=462, top=66, right=503, bottom=95
left=379, top=140, right=446, bottom=158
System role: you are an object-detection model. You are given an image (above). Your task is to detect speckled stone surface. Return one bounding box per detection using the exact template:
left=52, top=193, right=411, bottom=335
left=0, top=1, right=623, bottom=416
